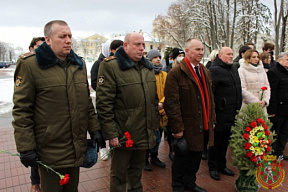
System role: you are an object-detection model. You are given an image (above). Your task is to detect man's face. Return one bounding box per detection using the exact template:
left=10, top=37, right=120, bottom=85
left=45, top=24, right=72, bottom=60
left=278, top=55, right=288, bottom=68
left=185, top=39, right=204, bottom=64
left=151, top=56, right=161, bottom=65
left=124, top=33, right=145, bottom=62
left=219, top=47, right=234, bottom=64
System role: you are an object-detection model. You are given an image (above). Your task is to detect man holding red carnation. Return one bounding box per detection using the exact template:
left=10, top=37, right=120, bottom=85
left=96, top=32, right=159, bottom=192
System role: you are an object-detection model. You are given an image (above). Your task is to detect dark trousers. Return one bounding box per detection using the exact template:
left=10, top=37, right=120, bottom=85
left=269, top=116, right=279, bottom=151
left=275, top=116, right=288, bottom=155
left=39, top=166, right=79, bottom=192
left=172, top=151, right=202, bottom=191
left=208, top=130, right=231, bottom=171
left=165, top=124, right=174, bottom=152
left=30, top=167, right=40, bottom=185
left=110, top=148, right=146, bottom=192
left=203, top=129, right=209, bottom=151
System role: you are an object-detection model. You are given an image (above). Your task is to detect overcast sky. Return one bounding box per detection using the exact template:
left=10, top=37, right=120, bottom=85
left=0, top=0, right=175, bottom=51
left=0, top=0, right=273, bottom=52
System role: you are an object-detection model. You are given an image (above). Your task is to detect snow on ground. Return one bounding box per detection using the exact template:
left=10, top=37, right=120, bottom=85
left=0, top=68, right=15, bottom=115
left=0, top=61, right=95, bottom=115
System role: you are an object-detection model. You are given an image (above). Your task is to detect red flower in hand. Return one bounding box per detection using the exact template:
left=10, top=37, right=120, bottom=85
left=261, top=86, right=267, bottom=91
left=124, top=132, right=131, bottom=140
left=250, top=121, right=257, bottom=128
left=245, top=127, right=252, bottom=132
left=244, top=142, right=252, bottom=150
left=246, top=151, right=253, bottom=158
left=59, top=174, right=70, bottom=185
left=243, top=133, right=250, bottom=140
left=126, top=139, right=134, bottom=148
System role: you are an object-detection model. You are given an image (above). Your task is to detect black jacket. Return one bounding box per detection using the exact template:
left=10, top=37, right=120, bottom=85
left=267, top=63, right=288, bottom=116
left=209, top=56, right=242, bottom=132
left=90, top=53, right=106, bottom=90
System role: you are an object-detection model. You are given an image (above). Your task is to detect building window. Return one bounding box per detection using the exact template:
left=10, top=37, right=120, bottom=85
left=150, top=45, right=153, bottom=49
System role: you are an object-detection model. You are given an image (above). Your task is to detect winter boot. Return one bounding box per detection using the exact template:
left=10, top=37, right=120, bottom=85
left=151, top=151, right=165, bottom=168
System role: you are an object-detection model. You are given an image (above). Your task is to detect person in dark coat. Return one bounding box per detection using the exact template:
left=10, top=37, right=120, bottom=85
left=232, top=45, right=251, bottom=69
left=90, top=40, right=123, bottom=160
left=13, top=20, right=103, bottom=192
left=267, top=52, right=288, bottom=160
left=205, top=49, right=218, bottom=69
left=262, top=42, right=277, bottom=68
left=96, top=32, right=159, bottom=192
left=90, top=40, right=123, bottom=91
left=164, top=38, right=216, bottom=192
left=208, top=47, right=242, bottom=181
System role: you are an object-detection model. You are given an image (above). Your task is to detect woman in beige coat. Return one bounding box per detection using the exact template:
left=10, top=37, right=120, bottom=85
left=238, top=49, right=270, bottom=112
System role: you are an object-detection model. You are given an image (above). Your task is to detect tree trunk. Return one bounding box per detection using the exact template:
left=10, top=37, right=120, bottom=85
left=230, top=0, right=237, bottom=48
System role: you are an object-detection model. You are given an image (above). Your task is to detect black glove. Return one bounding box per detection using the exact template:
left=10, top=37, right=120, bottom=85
left=19, top=150, right=38, bottom=168
left=89, top=131, right=104, bottom=151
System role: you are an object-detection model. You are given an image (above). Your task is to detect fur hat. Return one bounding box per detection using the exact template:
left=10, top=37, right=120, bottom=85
left=172, top=48, right=185, bottom=60
left=147, top=49, right=161, bottom=61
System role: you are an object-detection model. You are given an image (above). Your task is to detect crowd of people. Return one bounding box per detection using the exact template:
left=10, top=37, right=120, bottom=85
left=11, top=20, right=288, bottom=192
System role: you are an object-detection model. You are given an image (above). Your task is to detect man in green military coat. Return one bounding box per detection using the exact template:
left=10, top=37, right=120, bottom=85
left=12, top=20, right=103, bottom=192
left=96, top=32, right=159, bottom=192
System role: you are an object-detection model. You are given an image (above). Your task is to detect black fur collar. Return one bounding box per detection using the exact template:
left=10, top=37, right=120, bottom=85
left=114, top=46, right=153, bottom=71
left=35, top=42, right=84, bottom=69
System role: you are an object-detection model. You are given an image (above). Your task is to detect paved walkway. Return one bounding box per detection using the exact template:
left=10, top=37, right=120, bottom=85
left=0, top=127, right=287, bottom=192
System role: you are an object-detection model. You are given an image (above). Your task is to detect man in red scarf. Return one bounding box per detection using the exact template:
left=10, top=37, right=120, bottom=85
left=164, top=38, right=216, bottom=192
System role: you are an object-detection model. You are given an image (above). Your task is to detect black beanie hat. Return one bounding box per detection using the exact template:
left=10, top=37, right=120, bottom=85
left=172, top=48, right=185, bottom=60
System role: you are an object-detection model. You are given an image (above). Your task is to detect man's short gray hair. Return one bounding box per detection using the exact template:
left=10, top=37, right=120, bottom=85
left=278, top=52, right=288, bottom=60
left=185, top=38, right=198, bottom=49
left=44, top=20, right=68, bottom=37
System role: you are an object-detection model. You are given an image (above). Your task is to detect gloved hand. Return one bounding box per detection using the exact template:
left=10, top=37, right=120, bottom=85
left=89, top=131, right=104, bottom=151
left=19, top=150, right=38, bottom=168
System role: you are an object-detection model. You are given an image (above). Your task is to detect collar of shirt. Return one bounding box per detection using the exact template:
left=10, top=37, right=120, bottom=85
left=190, top=63, right=200, bottom=73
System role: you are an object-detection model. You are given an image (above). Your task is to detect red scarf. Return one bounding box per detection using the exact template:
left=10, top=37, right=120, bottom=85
left=184, top=57, right=210, bottom=131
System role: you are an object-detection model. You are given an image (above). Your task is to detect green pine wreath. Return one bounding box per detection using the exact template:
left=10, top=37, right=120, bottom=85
left=229, top=103, right=276, bottom=176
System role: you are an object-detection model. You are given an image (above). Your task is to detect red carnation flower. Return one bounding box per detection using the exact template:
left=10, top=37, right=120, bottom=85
left=257, top=118, right=264, bottom=124
left=263, top=124, right=268, bottom=129
left=59, top=174, right=70, bottom=185
left=250, top=121, right=257, bottom=128
left=251, top=156, right=257, bottom=162
left=244, top=142, right=252, bottom=150
left=125, top=139, right=134, bottom=148
left=266, top=146, right=271, bottom=152
left=261, top=86, right=267, bottom=91
left=243, top=133, right=250, bottom=140
left=267, top=138, right=271, bottom=144
left=245, top=127, right=252, bottom=132
left=246, top=151, right=253, bottom=158
left=124, top=131, right=131, bottom=140
left=265, top=130, right=270, bottom=136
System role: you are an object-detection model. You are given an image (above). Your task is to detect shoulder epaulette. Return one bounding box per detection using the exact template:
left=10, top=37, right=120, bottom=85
left=104, top=56, right=116, bottom=62
left=19, top=52, right=35, bottom=59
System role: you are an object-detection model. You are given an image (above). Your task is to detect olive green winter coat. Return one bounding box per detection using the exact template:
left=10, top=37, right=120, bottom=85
left=96, top=47, right=159, bottom=150
left=12, top=42, right=100, bottom=169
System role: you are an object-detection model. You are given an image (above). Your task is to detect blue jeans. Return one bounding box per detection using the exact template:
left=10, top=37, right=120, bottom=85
left=150, top=130, right=161, bottom=153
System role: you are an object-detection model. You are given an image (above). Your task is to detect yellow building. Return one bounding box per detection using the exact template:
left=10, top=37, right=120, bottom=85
left=74, top=34, right=108, bottom=62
